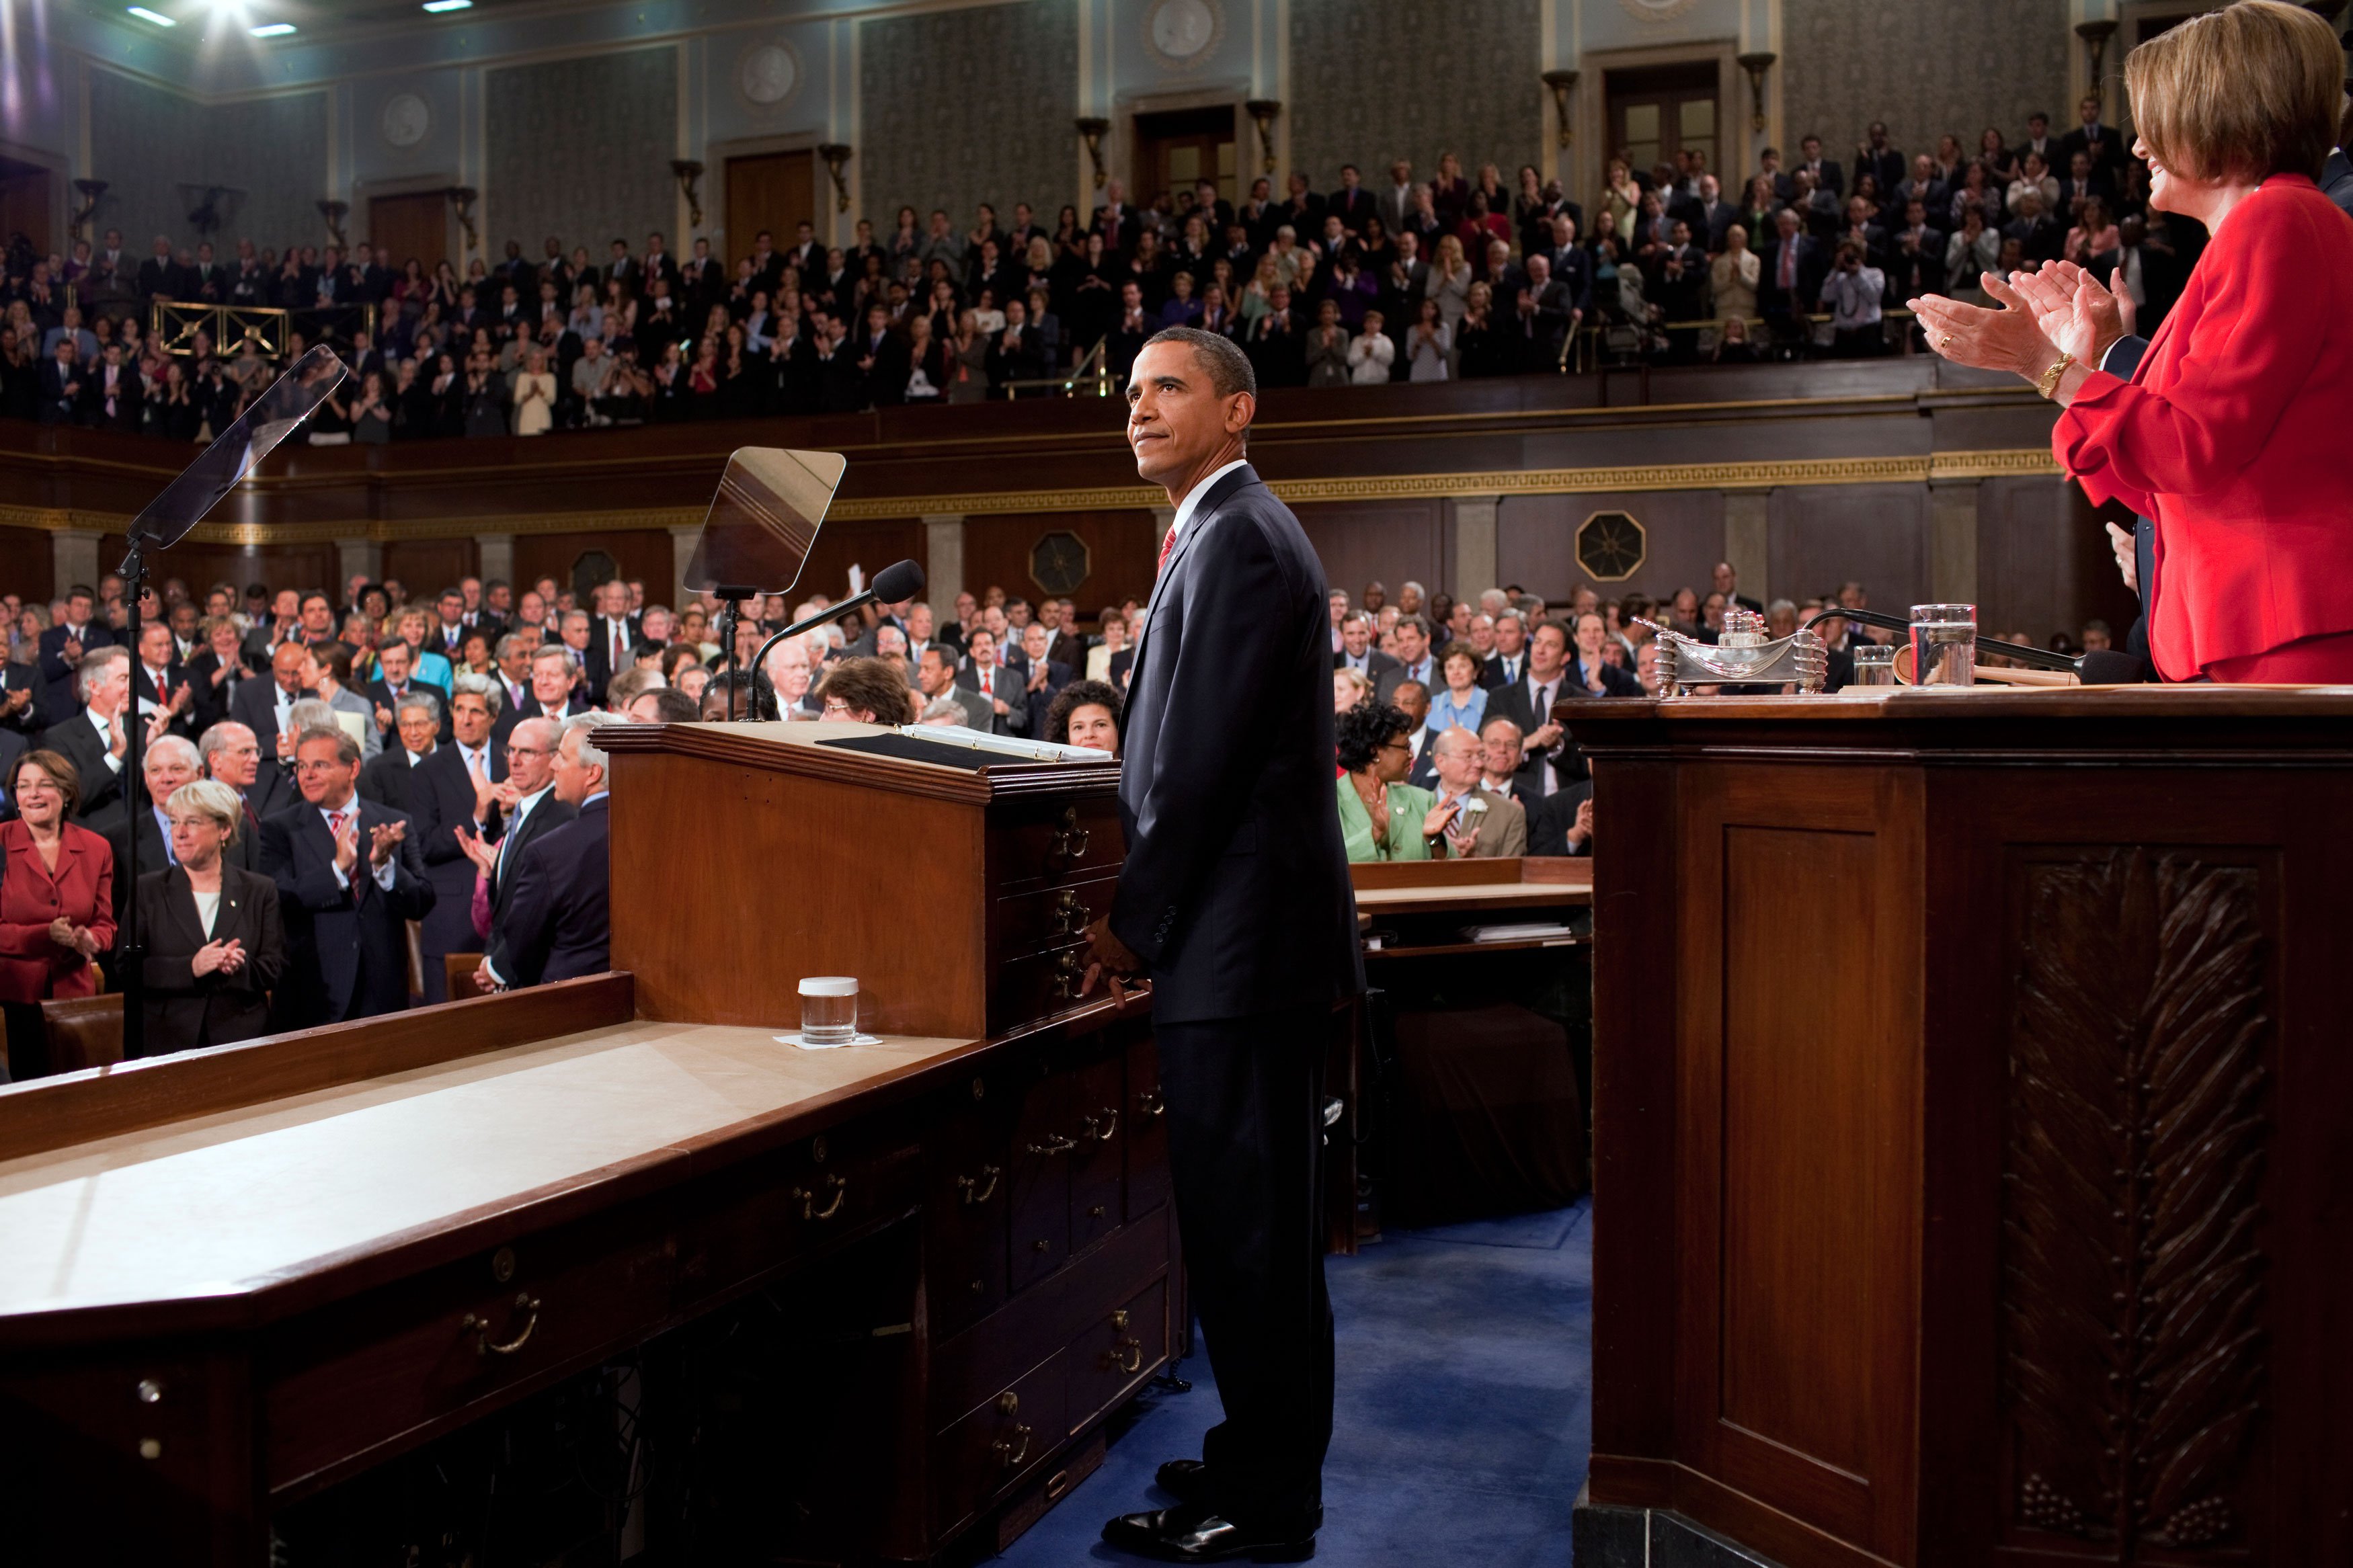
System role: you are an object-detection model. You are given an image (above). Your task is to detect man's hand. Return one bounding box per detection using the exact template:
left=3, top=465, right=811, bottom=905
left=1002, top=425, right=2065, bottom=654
left=455, top=824, right=499, bottom=878
left=61, top=637, right=83, bottom=662
left=368, top=819, right=406, bottom=869
left=2106, top=521, right=2139, bottom=593
left=1525, top=720, right=1564, bottom=751
left=375, top=702, right=394, bottom=730
left=1565, top=797, right=1595, bottom=850
left=1076, top=915, right=1144, bottom=1008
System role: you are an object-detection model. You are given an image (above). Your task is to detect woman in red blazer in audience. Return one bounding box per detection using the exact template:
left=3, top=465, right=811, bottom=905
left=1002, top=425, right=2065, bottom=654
left=0, top=749, right=116, bottom=1081
left=1913, top=1, right=2353, bottom=682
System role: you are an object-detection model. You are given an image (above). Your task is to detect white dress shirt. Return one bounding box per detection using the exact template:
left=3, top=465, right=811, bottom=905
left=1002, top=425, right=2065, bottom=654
left=84, top=707, right=124, bottom=774
left=319, top=800, right=397, bottom=892
left=497, top=784, right=554, bottom=878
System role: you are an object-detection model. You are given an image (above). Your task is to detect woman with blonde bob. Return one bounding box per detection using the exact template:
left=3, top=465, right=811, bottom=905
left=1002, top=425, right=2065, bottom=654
left=1913, top=0, right=2353, bottom=682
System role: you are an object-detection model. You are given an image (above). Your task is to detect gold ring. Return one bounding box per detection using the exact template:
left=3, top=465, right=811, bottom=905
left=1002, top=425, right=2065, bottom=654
left=1940, top=333, right=1954, bottom=348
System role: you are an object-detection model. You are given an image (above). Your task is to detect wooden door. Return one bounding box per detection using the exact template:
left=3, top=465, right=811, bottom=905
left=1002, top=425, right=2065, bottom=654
left=1132, top=106, right=1236, bottom=209
left=0, top=159, right=51, bottom=257
left=1606, top=63, right=1719, bottom=182
left=368, top=192, right=450, bottom=276
left=725, top=151, right=817, bottom=270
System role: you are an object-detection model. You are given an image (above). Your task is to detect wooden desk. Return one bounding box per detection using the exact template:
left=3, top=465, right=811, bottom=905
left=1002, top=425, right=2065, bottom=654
left=0, top=721, right=1182, bottom=1565
left=1565, top=688, right=2353, bottom=1568
left=1349, top=856, right=1592, bottom=919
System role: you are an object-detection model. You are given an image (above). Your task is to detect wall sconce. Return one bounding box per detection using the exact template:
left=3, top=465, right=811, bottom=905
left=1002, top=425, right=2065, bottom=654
left=816, top=144, right=852, bottom=212
left=670, top=159, right=706, bottom=228
left=317, top=199, right=349, bottom=249
left=1075, top=117, right=1111, bottom=188
left=1244, top=99, right=1281, bottom=173
left=2074, top=19, right=2118, bottom=90
left=71, top=179, right=108, bottom=242
left=1735, top=52, right=1777, bottom=133
left=444, top=186, right=479, bottom=252
left=1541, top=69, right=1580, bottom=148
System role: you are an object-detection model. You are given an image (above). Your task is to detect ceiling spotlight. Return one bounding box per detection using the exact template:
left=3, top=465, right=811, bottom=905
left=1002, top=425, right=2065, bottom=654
left=422, top=0, right=474, bottom=10
left=249, top=20, right=295, bottom=34
left=126, top=5, right=177, bottom=23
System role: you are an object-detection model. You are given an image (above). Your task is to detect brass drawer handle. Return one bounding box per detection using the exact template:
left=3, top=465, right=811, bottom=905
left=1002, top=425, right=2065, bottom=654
left=1025, top=1132, right=1076, bottom=1156
left=1105, top=1336, right=1144, bottom=1374
left=1048, top=805, right=1092, bottom=868
left=956, top=1163, right=1001, bottom=1204
left=1090, top=1106, right=1119, bottom=1141
left=1051, top=947, right=1084, bottom=1003
left=1138, top=1088, right=1165, bottom=1118
left=793, top=1171, right=848, bottom=1221
left=462, top=1292, right=541, bottom=1358
left=994, top=1421, right=1033, bottom=1469
left=1052, top=888, right=1087, bottom=936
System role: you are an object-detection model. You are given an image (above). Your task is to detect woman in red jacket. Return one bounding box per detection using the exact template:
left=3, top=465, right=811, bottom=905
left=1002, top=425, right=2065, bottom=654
left=1911, top=0, right=2353, bottom=682
left=0, top=749, right=116, bottom=1080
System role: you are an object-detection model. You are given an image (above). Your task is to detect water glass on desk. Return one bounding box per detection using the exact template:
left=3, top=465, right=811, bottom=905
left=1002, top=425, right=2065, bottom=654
left=1850, top=644, right=1897, bottom=686
left=797, top=977, right=860, bottom=1046
left=1909, top=604, right=1977, bottom=686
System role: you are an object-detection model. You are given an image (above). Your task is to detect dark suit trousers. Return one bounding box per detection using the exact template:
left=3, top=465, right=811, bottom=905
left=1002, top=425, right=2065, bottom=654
left=1157, top=1003, right=1332, bottom=1533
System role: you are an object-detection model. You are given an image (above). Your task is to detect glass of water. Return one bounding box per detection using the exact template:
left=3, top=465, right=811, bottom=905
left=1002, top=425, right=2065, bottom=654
left=797, top=977, right=860, bottom=1046
left=1850, top=643, right=1897, bottom=686
left=1909, top=604, right=1977, bottom=686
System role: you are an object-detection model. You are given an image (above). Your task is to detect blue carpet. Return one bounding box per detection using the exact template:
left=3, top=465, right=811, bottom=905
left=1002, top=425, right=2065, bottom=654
left=996, top=1198, right=1593, bottom=1567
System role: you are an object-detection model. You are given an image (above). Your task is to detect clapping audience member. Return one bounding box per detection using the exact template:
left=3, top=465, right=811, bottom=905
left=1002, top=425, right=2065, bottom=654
left=260, top=726, right=433, bottom=1028
left=1426, top=725, right=1527, bottom=858
left=134, top=778, right=283, bottom=1055
left=451, top=715, right=572, bottom=992
left=38, top=647, right=135, bottom=823
left=1335, top=699, right=1454, bottom=862
left=0, top=749, right=113, bottom=1079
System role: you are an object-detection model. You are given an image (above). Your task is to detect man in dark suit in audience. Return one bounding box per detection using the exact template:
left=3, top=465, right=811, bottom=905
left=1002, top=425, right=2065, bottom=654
left=1325, top=165, right=1377, bottom=235
left=260, top=726, right=433, bottom=1028
left=1853, top=122, right=1905, bottom=202
left=1759, top=209, right=1827, bottom=350
left=955, top=628, right=1019, bottom=735
left=95, top=734, right=204, bottom=925
left=1794, top=134, right=1843, bottom=199
left=1564, top=611, right=1644, bottom=698
left=1011, top=622, right=1072, bottom=737
left=481, top=714, right=614, bottom=991
left=467, top=716, right=575, bottom=969
left=37, top=585, right=113, bottom=728
left=493, top=646, right=589, bottom=749
left=38, top=647, right=132, bottom=823
left=1331, top=610, right=1400, bottom=687
left=198, top=720, right=281, bottom=864
left=1372, top=614, right=1436, bottom=705
left=1483, top=620, right=1580, bottom=799
left=1481, top=610, right=1531, bottom=690
left=409, top=678, right=506, bottom=1002
left=1079, top=327, right=1360, bottom=1565
left=358, top=692, right=442, bottom=817
left=2059, top=93, right=2127, bottom=178
left=230, top=641, right=315, bottom=772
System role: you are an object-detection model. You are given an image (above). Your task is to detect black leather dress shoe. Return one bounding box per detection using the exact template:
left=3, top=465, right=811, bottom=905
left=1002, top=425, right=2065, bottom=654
left=1155, top=1458, right=1211, bottom=1503
left=1102, top=1503, right=1316, bottom=1563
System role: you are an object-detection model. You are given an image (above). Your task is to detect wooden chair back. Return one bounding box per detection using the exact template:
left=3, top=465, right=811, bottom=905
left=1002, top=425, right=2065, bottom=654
left=42, top=993, right=125, bottom=1073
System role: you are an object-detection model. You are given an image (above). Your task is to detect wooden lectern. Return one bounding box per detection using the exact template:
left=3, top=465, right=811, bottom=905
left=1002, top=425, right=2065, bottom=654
left=0, top=720, right=1178, bottom=1564
left=1564, top=688, right=2352, bottom=1568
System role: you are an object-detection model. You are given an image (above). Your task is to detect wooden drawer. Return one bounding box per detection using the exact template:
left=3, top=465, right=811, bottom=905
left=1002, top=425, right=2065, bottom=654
left=1070, top=1049, right=1127, bottom=1254
left=676, top=1125, right=923, bottom=1312
left=992, top=944, right=1095, bottom=1032
left=1068, top=1272, right=1171, bottom=1434
left=932, top=1350, right=1068, bottom=1540
left=991, top=875, right=1117, bottom=962
left=926, top=1070, right=1016, bottom=1342
left=990, top=798, right=1124, bottom=891
left=262, top=1192, right=677, bottom=1494
left=1125, top=1029, right=1171, bottom=1221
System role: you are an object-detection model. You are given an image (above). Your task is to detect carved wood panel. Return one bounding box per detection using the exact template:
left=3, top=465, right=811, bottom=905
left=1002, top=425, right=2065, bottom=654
left=2003, top=849, right=2272, bottom=1560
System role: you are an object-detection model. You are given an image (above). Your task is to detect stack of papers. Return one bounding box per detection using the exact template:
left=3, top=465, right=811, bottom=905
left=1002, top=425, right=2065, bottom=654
left=1460, top=921, right=1579, bottom=943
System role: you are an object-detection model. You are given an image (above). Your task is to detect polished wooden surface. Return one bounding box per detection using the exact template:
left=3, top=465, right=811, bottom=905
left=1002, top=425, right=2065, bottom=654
left=1573, top=687, right=2353, bottom=1568
left=1349, top=856, right=1593, bottom=915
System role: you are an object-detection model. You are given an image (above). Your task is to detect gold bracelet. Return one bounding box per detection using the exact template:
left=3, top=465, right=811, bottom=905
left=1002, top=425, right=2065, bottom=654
left=2036, top=352, right=2076, bottom=401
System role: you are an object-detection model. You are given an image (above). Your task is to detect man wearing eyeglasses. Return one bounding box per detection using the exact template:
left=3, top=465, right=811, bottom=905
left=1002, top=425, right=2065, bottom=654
left=452, top=718, right=575, bottom=978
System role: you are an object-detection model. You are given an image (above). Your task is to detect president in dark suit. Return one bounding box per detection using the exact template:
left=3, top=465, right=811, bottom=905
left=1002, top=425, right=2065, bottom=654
left=1080, top=328, right=1361, bottom=1563
left=258, top=726, right=433, bottom=1028
left=482, top=714, right=612, bottom=990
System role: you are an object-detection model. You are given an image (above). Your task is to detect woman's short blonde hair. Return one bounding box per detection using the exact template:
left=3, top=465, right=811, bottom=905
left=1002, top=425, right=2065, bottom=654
left=2126, top=0, right=2344, bottom=182
left=167, top=778, right=245, bottom=844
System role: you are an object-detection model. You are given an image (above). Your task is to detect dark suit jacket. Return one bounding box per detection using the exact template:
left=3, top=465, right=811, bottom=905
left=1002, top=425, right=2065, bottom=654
left=1480, top=651, right=1531, bottom=692
left=0, top=727, right=23, bottom=818
left=132, top=659, right=196, bottom=741
left=1016, top=659, right=1074, bottom=737
left=36, top=710, right=128, bottom=822
left=1109, top=464, right=1362, bottom=1025
left=953, top=666, right=1020, bottom=734
left=1333, top=649, right=1402, bottom=686
left=408, top=741, right=506, bottom=958
left=491, top=694, right=588, bottom=752
left=37, top=621, right=113, bottom=727
left=1483, top=670, right=1579, bottom=793
left=134, top=863, right=284, bottom=1055
left=581, top=615, right=642, bottom=704
left=2322, top=149, right=2353, bottom=221
left=358, top=747, right=432, bottom=816
left=241, top=766, right=299, bottom=829
left=1566, top=656, right=1644, bottom=698
left=1527, top=780, right=1594, bottom=858
left=2104, top=331, right=2160, bottom=663
left=182, top=652, right=247, bottom=736
left=486, top=794, right=609, bottom=987
left=229, top=677, right=311, bottom=762
left=1759, top=236, right=1827, bottom=316
left=485, top=790, right=577, bottom=936
left=365, top=679, right=452, bottom=745
left=258, top=797, right=433, bottom=1027
left=1373, top=659, right=1438, bottom=707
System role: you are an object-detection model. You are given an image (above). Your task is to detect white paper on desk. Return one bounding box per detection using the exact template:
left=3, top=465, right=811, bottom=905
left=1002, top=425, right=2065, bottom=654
left=890, top=723, right=1111, bottom=763
left=1461, top=921, right=1577, bottom=942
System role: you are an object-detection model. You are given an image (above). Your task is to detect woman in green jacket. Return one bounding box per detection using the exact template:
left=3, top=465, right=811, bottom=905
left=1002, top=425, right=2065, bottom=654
left=1334, top=698, right=1461, bottom=862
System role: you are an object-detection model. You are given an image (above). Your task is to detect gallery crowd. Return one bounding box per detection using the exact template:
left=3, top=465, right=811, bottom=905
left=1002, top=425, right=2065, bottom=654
left=0, top=97, right=2217, bottom=440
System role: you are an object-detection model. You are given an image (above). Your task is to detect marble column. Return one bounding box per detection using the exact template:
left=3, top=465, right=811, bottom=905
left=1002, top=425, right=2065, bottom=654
left=1722, top=490, right=1771, bottom=605
left=1929, top=479, right=1980, bottom=606
left=922, top=514, right=965, bottom=606
left=477, top=532, right=514, bottom=590
left=1452, top=497, right=1500, bottom=602
left=337, top=536, right=383, bottom=589
left=52, top=529, right=102, bottom=595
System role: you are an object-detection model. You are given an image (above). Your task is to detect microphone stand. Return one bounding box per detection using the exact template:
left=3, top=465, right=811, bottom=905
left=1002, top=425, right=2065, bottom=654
left=707, top=585, right=757, bottom=722
left=117, top=539, right=151, bottom=1059
left=740, top=586, right=891, bottom=722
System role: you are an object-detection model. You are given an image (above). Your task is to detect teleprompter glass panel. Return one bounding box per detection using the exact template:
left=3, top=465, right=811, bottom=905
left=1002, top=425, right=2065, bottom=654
left=129, top=343, right=348, bottom=548
left=682, top=447, right=850, bottom=595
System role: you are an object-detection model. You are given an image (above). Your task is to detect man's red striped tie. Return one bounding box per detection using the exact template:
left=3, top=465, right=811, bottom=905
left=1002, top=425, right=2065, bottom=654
left=1156, top=526, right=1177, bottom=577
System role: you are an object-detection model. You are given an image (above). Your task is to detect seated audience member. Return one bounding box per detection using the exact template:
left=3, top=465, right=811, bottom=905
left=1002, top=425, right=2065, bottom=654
left=136, top=778, right=284, bottom=1056
left=1043, top=679, right=1121, bottom=753
left=260, top=725, right=434, bottom=1028
left=38, top=647, right=134, bottom=823
left=1427, top=725, right=1527, bottom=858
left=1334, top=699, right=1457, bottom=862
left=1332, top=666, right=1372, bottom=714
left=480, top=712, right=615, bottom=991
left=0, top=749, right=114, bottom=1080
left=1529, top=780, right=1595, bottom=857
left=1477, top=717, right=1536, bottom=807
left=814, top=656, right=918, bottom=725
left=1567, top=611, right=1644, bottom=695
left=1426, top=641, right=1489, bottom=733
left=625, top=686, right=701, bottom=724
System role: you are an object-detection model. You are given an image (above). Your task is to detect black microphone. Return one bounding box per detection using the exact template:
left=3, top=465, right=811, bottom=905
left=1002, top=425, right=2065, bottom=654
left=741, top=559, right=928, bottom=717
left=2077, top=649, right=2153, bottom=685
